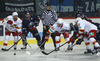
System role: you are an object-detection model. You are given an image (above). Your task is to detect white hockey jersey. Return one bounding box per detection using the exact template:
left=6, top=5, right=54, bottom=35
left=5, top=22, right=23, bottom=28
left=2, top=15, right=22, bottom=32
left=48, top=21, right=70, bottom=33
left=77, top=18, right=97, bottom=34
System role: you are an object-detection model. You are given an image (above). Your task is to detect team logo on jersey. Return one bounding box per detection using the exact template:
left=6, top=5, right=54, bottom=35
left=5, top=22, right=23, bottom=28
left=51, top=26, right=54, bottom=30
left=48, top=12, right=52, bottom=16
left=78, top=26, right=81, bottom=29
left=89, top=32, right=94, bottom=36
left=31, top=18, right=33, bottom=20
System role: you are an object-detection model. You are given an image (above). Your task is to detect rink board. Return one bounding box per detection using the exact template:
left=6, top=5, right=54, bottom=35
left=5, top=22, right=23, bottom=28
left=0, top=38, right=66, bottom=46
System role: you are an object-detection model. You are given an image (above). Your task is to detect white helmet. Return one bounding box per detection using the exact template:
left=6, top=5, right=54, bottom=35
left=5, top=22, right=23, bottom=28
left=76, top=17, right=82, bottom=21
left=12, top=12, right=18, bottom=16
left=57, top=18, right=63, bottom=24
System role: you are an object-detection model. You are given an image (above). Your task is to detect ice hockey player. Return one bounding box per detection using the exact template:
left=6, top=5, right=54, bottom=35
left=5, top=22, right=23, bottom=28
left=78, top=14, right=100, bottom=52
left=44, top=18, right=72, bottom=51
left=68, top=23, right=83, bottom=46
left=21, top=11, right=41, bottom=50
left=1, top=12, right=22, bottom=51
left=85, top=19, right=100, bottom=52
left=76, top=17, right=100, bottom=54
left=68, top=13, right=88, bottom=51
left=70, top=14, right=100, bottom=53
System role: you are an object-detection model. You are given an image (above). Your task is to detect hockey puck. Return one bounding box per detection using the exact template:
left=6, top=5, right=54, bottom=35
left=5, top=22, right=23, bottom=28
left=14, top=53, right=16, bottom=55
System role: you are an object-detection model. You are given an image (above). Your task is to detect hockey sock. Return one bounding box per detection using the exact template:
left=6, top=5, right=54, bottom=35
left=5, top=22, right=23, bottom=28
left=14, top=36, right=18, bottom=48
left=89, top=38, right=99, bottom=47
left=56, top=43, right=60, bottom=48
left=85, top=42, right=91, bottom=49
left=55, top=36, right=61, bottom=48
left=3, top=35, right=10, bottom=49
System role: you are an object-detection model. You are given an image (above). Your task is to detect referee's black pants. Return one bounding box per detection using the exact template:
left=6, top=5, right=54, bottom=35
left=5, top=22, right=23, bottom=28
left=41, top=26, right=56, bottom=49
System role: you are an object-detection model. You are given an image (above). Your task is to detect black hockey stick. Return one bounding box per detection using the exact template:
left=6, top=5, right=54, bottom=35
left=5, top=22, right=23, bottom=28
left=6, top=32, right=25, bottom=51
left=6, top=38, right=22, bottom=51
left=65, top=43, right=76, bottom=52
left=42, top=41, right=69, bottom=55
left=26, top=39, right=47, bottom=55
left=21, top=35, right=32, bottom=48
left=27, top=43, right=32, bottom=48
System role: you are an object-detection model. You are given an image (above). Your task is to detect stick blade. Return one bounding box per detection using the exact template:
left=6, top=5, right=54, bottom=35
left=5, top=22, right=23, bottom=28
left=5, top=49, right=9, bottom=51
left=42, top=51, right=49, bottom=55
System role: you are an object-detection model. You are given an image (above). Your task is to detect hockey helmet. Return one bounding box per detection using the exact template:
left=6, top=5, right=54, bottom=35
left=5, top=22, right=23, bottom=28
left=12, top=12, right=18, bottom=16
left=57, top=18, right=63, bottom=24
left=76, top=17, right=82, bottom=21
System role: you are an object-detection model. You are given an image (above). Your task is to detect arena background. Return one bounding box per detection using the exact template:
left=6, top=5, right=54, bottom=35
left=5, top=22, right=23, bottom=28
left=0, top=0, right=100, bottom=45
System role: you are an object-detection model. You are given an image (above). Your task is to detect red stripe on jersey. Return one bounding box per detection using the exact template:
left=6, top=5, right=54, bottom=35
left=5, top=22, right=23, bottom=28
left=93, top=41, right=97, bottom=45
left=79, top=29, right=84, bottom=32
left=85, top=42, right=90, bottom=46
left=47, top=30, right=51, bottom=34
left=56, top=40, right=61, bottom=44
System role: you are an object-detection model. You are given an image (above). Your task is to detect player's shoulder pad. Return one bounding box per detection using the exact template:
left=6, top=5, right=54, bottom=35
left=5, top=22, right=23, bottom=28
left=63, top=21, right=70, bottom=29
left=17, top=18, right=22, bottom=23
left=7, top=15, right=13, bottom=19
left=63, top=22, right=69, bottom=27
left=53, top=22, right=57, bottom=27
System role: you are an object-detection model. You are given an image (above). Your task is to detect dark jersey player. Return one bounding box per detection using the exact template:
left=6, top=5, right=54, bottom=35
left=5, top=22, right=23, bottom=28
left=21, top=12, right=41, bottom=50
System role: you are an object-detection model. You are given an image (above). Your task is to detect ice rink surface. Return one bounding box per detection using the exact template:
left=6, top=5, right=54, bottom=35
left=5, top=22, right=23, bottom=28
left=0, top=43, right=100, bottom=61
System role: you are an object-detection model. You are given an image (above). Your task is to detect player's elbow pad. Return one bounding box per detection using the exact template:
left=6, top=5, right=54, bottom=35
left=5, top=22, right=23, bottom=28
left=47, top=27, right=55, bottom=34
left=79, top=29, right=84, bottom=34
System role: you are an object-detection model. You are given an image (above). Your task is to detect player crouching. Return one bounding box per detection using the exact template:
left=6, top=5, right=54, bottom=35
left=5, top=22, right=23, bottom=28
left=76, top=17, right=100, bottom=54
left=44, top=18, right=72, bottom=51
left=1, top=12, right=22, bottom=51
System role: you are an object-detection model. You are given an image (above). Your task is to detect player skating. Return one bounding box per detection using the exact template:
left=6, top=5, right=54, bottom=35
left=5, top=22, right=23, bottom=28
left=43, top=18, right=72, bottom=51
left=1, top=12, right=22, bottom=51
left=21, top=11, right=41, bottom=50
left=76, top=17, right=100, bottom=54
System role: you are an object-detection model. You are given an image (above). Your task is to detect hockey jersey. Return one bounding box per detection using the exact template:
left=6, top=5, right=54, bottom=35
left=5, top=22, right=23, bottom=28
left=2, top=15, right=22, bottom=32
left=48, top=21, right=70, bottom=33
left=77, top=18, right=97, bottom=34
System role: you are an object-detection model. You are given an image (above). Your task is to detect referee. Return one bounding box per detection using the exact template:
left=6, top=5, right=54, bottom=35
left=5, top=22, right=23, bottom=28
left=41, top=3, right=58, bottom=50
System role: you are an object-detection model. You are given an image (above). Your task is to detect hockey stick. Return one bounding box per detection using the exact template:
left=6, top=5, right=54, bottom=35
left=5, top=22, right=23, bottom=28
left=6, top=32, right=27, bottom=51
left=6, top=38, right=22, bottom=51
left=65, top=43, right=76, bottom=52
left=27, top=43, right=32, bottom=48
left=42, top=41, right=69, bottom=55
left=26, top=39, right=47, bottom=55
left=21, top=35, right=32, bottom=48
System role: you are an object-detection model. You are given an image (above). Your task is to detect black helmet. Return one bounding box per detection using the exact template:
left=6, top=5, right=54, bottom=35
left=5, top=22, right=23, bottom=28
left=25, top=11, right=30, bottom=15
left=81, top=15, right=88, bottom=20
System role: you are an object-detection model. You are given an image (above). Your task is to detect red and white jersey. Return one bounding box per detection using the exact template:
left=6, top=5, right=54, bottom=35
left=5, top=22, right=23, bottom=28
left=48, top=21, right=70, bottom=33
left=3, top=15, right=22, bottom=32
left=77, top=18, right=97, bottom=34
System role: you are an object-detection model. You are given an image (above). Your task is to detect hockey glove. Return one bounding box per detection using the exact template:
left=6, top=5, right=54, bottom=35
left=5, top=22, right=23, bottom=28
left=76, top=33, right=84, bottom=39
left=76, top=38, right=83, bottom=45
left=68, top=36, right=77, bottom=43
left=18, top=32, right=22, bottom=36
left=44, top=35, right=49, bottom=42
left=7, top=20, right=13, bottom=24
